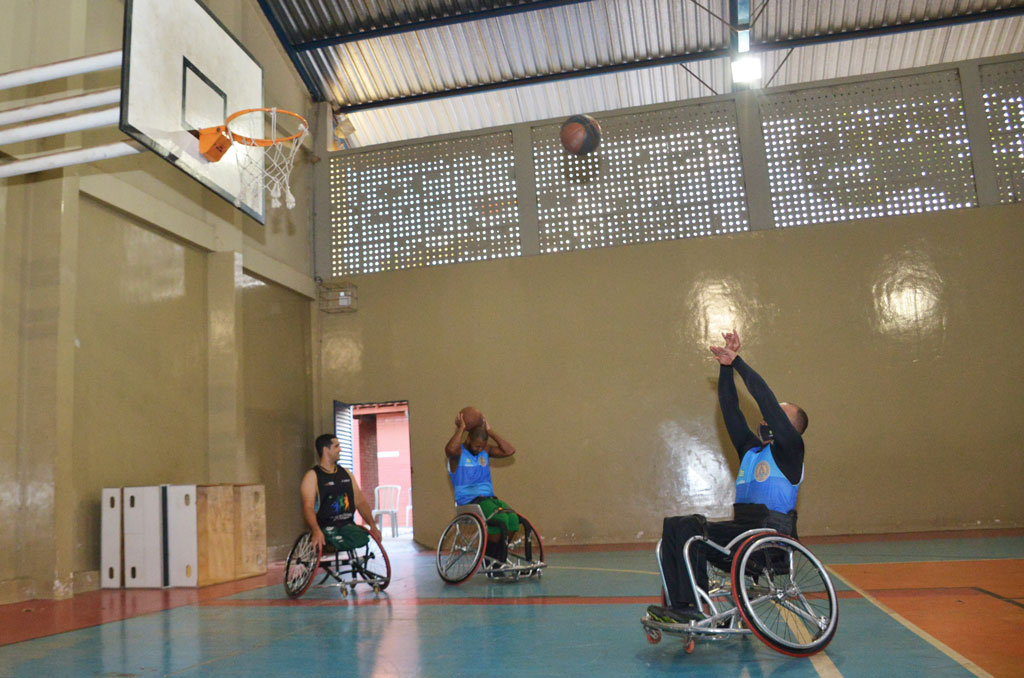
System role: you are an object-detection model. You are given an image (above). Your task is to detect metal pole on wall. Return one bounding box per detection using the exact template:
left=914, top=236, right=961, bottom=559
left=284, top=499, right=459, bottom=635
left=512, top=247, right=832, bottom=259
left=0, top=141, right=143, bottom=179
left=0, top=50, right=122, bottom=91
left=0, top=88, right=121, bottom=127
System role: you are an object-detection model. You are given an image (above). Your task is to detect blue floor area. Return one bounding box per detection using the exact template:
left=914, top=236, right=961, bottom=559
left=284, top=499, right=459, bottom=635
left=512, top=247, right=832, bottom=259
left=3, top=536, right=1016, bottom=678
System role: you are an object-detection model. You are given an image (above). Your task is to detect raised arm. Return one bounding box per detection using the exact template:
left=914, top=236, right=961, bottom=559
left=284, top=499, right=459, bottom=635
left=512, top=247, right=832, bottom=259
left=483, top=417, right=516, bottom=458
left=445, top=412, right=466, bottom=458
left=731, top=356, right=804, bottom=483
left=717, top=362, right=761, bottom=456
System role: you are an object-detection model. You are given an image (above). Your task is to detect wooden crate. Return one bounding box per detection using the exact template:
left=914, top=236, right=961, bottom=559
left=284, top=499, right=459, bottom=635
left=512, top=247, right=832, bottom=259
left=233, top=484, right=267, bottom=578
left=196, top=484, right=235, bottom=586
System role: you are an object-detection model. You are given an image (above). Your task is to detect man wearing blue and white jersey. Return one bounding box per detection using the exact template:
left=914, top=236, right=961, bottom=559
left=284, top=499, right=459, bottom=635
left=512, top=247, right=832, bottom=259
left=648, top=330, right=809, bottom=624
left=444, top=410, right=518, bottom=562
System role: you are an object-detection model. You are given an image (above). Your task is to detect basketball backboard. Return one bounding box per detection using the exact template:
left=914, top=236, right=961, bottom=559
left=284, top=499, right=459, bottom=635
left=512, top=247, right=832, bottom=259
left=121, top=0, right=266, bottom=222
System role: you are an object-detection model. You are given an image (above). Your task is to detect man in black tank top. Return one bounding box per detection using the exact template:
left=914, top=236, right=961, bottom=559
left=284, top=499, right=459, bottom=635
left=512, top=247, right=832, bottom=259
left=301, top=434, right=382, bottom=550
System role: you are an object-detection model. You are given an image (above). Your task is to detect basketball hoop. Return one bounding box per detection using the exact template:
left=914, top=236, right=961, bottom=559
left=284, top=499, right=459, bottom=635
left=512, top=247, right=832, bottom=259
left=198, top=107, right=308, bottom=210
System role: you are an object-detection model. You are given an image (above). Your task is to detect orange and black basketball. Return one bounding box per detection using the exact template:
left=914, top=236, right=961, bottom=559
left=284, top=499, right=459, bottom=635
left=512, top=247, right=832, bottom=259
left=560, top=114, right=602, bottom=156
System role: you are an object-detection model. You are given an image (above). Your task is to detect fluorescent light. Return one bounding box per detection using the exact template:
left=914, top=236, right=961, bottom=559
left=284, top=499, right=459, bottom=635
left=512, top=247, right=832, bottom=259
left=731, top=55, right=762, bottom=83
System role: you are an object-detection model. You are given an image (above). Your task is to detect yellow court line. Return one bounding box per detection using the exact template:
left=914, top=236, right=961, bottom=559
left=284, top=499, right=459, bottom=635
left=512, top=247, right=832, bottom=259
left=827, top=568, right=995, bottom=678
left=546, top=565, right=660, bottom=576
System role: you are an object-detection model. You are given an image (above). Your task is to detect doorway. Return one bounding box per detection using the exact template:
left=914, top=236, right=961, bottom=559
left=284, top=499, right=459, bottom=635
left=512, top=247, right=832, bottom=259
left=335, top=400, right=412, bottom=540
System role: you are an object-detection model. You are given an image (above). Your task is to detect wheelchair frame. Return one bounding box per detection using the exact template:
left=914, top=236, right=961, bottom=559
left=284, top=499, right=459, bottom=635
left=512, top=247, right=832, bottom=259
left=641, top=529, right=838, bottom=656
left=283, top=526, right=391, bottom=598
left=435, top=503, right=547, bottom=584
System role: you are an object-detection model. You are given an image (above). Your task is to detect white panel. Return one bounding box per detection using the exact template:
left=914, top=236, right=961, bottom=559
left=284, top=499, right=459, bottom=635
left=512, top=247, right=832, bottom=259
left=330, top=131, right=521, bottom=275
left=100, top=488, right=122, bottom=589
left=760, top=69, right=977, bottom=228
left=121, top=0, right=264, bottom=221
left=335, top=401, right=354, bottom=471
left=166, top=485, right=198, bottom=587
left=979, top=58, right=1024, bottom=203
left=532, top=101, right=749, bottom=254
left=123, top=486, right=164, bottom=588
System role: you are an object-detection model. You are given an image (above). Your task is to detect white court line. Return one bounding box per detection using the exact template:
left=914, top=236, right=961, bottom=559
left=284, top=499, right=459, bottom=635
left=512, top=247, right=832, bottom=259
left=546, top=565, right=660, bottom=576
left=828, top=568, right=994, bottom=678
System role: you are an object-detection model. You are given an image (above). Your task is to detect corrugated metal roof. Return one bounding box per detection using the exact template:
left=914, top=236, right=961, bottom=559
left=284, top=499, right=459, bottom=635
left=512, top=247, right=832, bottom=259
left=257, top=0, right=1024, bottom=147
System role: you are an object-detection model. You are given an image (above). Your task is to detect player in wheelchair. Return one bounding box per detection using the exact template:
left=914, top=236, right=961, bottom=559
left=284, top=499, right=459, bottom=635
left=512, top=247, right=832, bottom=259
left=283, top=434, right=391, bottom=598
left=436, top=409, right=546, bottom=583
left=641, top=331, right=837, bottom=656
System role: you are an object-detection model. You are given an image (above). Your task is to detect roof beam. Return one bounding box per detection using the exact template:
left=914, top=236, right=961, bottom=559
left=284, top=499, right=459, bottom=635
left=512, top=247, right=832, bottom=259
left=292, top=0, right=594, bottom=53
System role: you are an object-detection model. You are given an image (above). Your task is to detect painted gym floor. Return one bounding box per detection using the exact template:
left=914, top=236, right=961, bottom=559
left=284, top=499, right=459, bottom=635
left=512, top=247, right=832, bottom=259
left=1, top=531, right=1022, bottom=678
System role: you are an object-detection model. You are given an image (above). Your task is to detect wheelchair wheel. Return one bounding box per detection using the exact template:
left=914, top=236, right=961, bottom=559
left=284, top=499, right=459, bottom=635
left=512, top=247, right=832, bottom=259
left=436, top=513, right=486, bottom=584
left=508, top=514, right=544, bottom=574
left=355, top=529, right=391, bottom=591
left=283, top=532, right=322, bottom=599
left=731, top=533, right=838, bottom=656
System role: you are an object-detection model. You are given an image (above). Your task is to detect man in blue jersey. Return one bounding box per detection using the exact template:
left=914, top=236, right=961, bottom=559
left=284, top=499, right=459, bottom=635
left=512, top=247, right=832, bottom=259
left=444, top=411, right=518, bottom=563
left=648, top=330, right=808, bottom=624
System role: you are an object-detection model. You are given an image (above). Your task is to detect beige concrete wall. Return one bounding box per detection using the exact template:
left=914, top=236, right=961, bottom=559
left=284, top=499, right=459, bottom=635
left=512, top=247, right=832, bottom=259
left=241, top=273, right=312, bottom=555
left=0, top=0, right=316, bottom=603
left=319, top=205, right=1024, bottom=548
left=72, top=198, right=210, bottom=575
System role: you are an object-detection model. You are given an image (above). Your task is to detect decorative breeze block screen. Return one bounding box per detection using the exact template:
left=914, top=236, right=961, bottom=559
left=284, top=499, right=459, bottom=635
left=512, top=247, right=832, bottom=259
left=760, top=70, right=976, bottom=228
left=532, top=102, right=749, bottom=254
left=980, top=59, right=1024, bottom=204
left=330, top=132, right=520, bottom=275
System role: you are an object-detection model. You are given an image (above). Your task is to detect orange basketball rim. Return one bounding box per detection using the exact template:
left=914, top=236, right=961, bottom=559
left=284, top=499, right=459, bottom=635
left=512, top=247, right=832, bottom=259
left=198, top=107, right=308, bottom=162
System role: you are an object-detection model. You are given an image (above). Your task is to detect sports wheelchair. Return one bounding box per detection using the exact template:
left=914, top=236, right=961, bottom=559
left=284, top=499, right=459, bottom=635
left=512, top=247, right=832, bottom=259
left=435, top=503, right=546, bottom=583
left=641, top=529, right=838, bottom=656
left=283, top=525, right=391, bottom=598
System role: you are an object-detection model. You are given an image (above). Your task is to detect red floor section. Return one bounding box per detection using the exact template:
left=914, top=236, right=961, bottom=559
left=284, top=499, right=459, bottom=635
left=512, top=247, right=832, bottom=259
left=0, top=565, right=284, bottom=646
left=832, top=559, right=1024, bottom=678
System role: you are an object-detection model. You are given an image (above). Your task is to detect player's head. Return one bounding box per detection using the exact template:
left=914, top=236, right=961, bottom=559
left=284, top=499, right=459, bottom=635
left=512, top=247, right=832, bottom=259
left=756, top=404, right=808, bottom=443
left=466, top=426, right=488, bottom=453
left=782, top=403, right=808, bottom=434
left=314, top=433, right=339, bottom=461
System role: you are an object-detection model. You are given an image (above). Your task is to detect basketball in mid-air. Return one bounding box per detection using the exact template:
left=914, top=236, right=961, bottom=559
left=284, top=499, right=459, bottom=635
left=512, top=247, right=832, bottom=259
left=560, top=114, right=602, bottom=155
left=460, top=406, right=484, bottom=430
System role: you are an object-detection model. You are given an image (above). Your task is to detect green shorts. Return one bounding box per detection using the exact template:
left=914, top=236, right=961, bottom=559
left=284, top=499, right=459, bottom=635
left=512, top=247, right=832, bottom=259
left=322, top=523, right=370, bottom=551
left=475, top=497, right=520, bottom=537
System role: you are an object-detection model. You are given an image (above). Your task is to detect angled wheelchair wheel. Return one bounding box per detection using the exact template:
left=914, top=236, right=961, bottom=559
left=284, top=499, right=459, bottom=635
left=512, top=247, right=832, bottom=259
left=283, top=532, right=322, bottom=599
left=436, top=513, right=486, bottom=584
left=507, top=514, right=544, bottom=574
left=731, top=533, right=838, bottom=656
left=355, top=529, right=391, bottom=591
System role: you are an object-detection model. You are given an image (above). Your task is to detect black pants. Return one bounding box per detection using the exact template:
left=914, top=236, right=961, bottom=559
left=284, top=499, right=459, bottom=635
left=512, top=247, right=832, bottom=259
left=659, top=504, right=796, bottom=608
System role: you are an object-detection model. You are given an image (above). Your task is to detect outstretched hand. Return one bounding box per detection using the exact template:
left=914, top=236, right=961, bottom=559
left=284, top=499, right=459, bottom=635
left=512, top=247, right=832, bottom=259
left=723, top=329, right=741, bottom=353
left=709, top=344, right=738, bottom=365
left=454, top=412, right=465, bottom=429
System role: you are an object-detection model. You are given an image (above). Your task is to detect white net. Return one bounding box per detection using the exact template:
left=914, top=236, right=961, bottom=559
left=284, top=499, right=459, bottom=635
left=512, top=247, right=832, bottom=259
left=230, top=108, right=307, bottom=210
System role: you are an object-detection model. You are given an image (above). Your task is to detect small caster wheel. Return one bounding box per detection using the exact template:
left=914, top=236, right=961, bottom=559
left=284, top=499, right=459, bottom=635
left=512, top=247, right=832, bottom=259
left=645, top=627, right=662, bottom=645
left=684, top=638, right=695, bottom=654
left=372, top=585, right=380, bottom=594
left=340, top=587, right=348, bottom=598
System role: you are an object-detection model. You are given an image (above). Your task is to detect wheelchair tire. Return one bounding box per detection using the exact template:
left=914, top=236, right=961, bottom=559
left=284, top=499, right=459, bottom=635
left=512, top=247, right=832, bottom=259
left=355, top=528, right=391, bottom=591
left=283, top=532, right=322, bottom=599
left=730, top=533, right=838, bottom=656
left=508, top=514, right=544, bottom=575
left=436, top=513, right=486, bottom=584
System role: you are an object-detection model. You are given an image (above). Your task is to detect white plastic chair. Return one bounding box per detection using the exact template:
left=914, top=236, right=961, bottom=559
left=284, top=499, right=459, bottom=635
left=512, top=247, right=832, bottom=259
left=372, top=485, right=401, bottom=538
